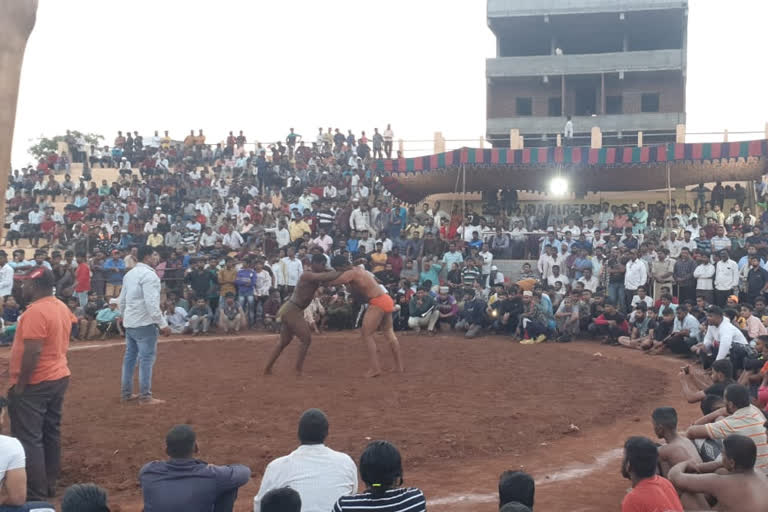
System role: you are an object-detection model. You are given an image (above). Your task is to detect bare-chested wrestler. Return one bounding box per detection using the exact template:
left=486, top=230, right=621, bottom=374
left=652, top=407, right=710, bottom=510
left=264, top=254, right=342, bottom=376
left=329, top=255, right=403, bottom=378
left=670, top=434, right=768, bottom=512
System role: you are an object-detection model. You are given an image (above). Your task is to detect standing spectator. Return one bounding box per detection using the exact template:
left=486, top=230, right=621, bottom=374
left=8, top=268, right=76, bottom=501
left=624, top=249, right=647, bottom=309
left=563, top=116, right=573, bottom=143
left=118, top=246, right=170, bottom=405
left=620, top=437, right=683, bottom=512
left=61, top=484, right=110, bottom=512
left=383, top=124, right=394, bottom=159
left=140, top=425, right=251, bottom=512
left=253, top=409, right=357, bottom=512
left=672, top=248, right=696, bottom=303
left=714, top=250, right=739, bottom=308
left=745, top=255, right=768, bottom=305
left=103, top=250, right=125, bottom=298
left=73, top=253, right=90, bottom=307
left=0, top=397, right=56, bottom=511
left=0, top=250, right=14, bottom=298
left=279, top=248, right=303, bottom=297
left=333, top=441, right=425, bottom=512
left=693, top=252, right=715, bottom=305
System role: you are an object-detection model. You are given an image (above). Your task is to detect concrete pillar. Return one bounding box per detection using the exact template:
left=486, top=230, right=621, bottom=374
left=479, top=136, right=485, bottom=149
left=556, top=134, right=562, bottom=147
left=398, top=138, right=404, bottom=158
left=675, top=124, right=686, bottom=144
left=509, top=129, right=521, bottom=150
left=600, top=73, right=606, bottom=115
left=637, top=131, right=643, bottom=147
left=591, top=127, right=602, bottom=149
left=764, top=122, right=768, bottom=140
left=433, top=131, right=445, bottom=154
left=519, top=136, right=525, bottom=149
left=723, top=129, right=729, bottom=143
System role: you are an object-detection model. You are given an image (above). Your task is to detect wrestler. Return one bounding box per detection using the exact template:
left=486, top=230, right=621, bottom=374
left=264, top=254, right=342, bottom=376
left=329, top=255, right=403, bottom=378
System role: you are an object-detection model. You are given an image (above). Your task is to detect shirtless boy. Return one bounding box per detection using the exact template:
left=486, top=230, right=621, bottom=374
left=264, top=254, right=342, bottom=376
left=669, top=434, right=768, bottom=512
left=329, top=255, right=403, bottom=378
left=652, top=407, right=710, bottom=510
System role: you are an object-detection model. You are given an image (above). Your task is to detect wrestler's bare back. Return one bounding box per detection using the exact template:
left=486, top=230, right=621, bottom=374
left=289, top=270, right=344, bottom=308
left=329, top=267, right=384, bottom=299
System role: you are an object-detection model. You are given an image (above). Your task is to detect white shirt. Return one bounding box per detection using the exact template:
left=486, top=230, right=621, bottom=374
left=547, top=274, right=570, bottom=288
left=376, top=238, right=393, bottom=253
left=118, top=262, right=168, bottom=328
left=0, top=435, right=25, bottom=488
left=0, top=263, right=14, bottom=297
left=714, top=259, right=739, bottom=291
left=199, top=232, right=219, bottom=247
left=312, top=234, right=333, bottom=252
left=624, top=258, right=648, bottom=290
left=598, top=211, right=614, bottom=230
left=223, top=231, right=244, bottom=250
left=383, top=128, right=394, bottom=141
left=275, top=228, right=290, bottom=248
left=478, top=251, right=493, bottom=274
left=253, top=444, right=358, bottom=512
left=702, top=317, right=748, bottom=360
left=665, top=239, right=684, bottom=259
left=349, top=209, right=371, bottom=233
left=323, top=185, right=337, bottom=199
left=694, top=263, right=715, bottom=290
left=254, top=269, right=272, bottom=296
left=578, top=275, right=600, bottom=293
left=28, top=210, right=44, bottom=224
left=564, top=119, right=573, bottom=138
left=280, top=257, right=303, bottom=286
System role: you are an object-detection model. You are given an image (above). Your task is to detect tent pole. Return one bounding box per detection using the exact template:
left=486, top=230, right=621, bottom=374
left=462, top=164, right=466, bottom=218
left=666, top=162, right=672, bottom=219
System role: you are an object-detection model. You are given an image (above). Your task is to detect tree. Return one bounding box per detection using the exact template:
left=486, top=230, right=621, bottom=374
left=27, top=130, right=103, bottom=159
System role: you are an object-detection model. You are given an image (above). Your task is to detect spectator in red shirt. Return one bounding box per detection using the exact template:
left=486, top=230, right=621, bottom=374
left=621, top=436, right=683, bottom=512
left=74, top=253, right=91, bottom=307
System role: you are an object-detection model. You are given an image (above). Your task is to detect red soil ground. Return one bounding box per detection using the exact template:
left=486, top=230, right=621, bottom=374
left=1, top=333, right=695, bottom=511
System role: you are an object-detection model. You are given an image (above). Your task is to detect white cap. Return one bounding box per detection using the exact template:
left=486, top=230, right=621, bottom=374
left=109, top=298, right=119, bottom=305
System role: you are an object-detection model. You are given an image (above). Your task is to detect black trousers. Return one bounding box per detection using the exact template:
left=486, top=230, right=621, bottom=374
left=665, top=334, right=697, bottom=355
left=8, top=377, right=70, bottom=501
left=714, top=289, right=731, bottom=308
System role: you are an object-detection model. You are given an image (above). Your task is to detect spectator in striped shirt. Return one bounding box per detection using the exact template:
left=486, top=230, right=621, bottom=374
left=685, top=384, right=768, bottom=474
left=669, top=434, right=768, bottom=512
left=333, top=441, right=425, bottom=512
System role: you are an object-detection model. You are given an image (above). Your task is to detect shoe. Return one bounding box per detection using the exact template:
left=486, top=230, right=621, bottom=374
left=138, top=397, right=165, bottom=405
left=121, top=394, right=139, bottom=403
left=520, top=338, right=534, bottom=345
left=534, top=334, right=547, bottom=344
left=557, top=334, right=572, bottom=343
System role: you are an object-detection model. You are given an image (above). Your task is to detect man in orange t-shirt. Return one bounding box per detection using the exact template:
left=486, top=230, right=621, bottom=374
left=621, top=436, right=683, bottom=512
left=7, top=267, right=76, bottom=501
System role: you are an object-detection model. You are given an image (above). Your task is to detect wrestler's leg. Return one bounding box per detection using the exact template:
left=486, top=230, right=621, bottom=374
left=361, top=307, right=384, bottom=378
left=264, top=311, right=296, bottom=375
left=293, top=317, right=313, bottom=377
left=379, top=311, right=404, bottom=373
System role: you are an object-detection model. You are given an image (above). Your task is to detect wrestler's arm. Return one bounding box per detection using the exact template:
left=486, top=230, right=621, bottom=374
left=328, top=269, right=356, bottom=286
left=302, top=270, right=344, bottom=283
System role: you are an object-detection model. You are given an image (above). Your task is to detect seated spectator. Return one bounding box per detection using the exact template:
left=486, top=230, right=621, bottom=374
left=679, top=359, right=734, bottom=408
left=140, top=425, right=251, bottom=512
left=434, top=286, right=458, bottom=331
left=95, top=298, right=123, bottom=339
left=588, top=299, right=628, bottom=344
left=163, top=301, right=189, bottom=334
left=489, top=289, right=521, bottom=335
left=518, top=290, right=552, bottom=344
left=0, top=397, right=56, bottom=512
left=669, top=435, right=768, bottom=512
left=498, top=470, right=534, bottom=510
left=629, top=286, right=653, bottom=310
left=407, top=287, right=439, bottom=335
left=692, top=306, right=755, bottom=371
left=685, top=384, right=768, bottom=474
left=617, top=303, right=655, bottom=350
left=333, top=440, right=425, bottom=512
left=260, top=487, right=301, bottom=512
left=740, top=303, right=767, bottom=342
left=188, top=297, right=213, bottom=335
left=554, top=290, right=580, bottom=342
left=455, top=289, right=486, bottom=339
left=61, top=483, right=110, bottom=512
left=620, top=436, right=683, bottom=512
left=254, top=409, right=357, bottom=512
left=218, top=293, right=246, bottom=334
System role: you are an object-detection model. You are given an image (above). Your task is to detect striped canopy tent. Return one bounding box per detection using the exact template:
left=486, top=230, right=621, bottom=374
left=374, top=140, right=768, bottom=204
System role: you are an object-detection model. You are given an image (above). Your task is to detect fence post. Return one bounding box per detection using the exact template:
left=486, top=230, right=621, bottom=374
left=637, top=131, right=643, bottom=148
left=723, top=129, right=729, bottom=143
left=556, top=134, right=562, bottom=147
left=479, top=136, right=485, bottom=149
left=675, top=124, right=686, bottom=143
left=590, top=127, right=602, bottom=149
left=433, top=132, right=445, bottom=154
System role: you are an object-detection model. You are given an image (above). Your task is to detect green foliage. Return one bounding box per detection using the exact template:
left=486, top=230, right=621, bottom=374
left=28, top=130, right=103, bottom=159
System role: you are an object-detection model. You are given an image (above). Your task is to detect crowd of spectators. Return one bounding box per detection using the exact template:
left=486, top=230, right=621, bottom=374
left=3, top=129, right=768, bottom=510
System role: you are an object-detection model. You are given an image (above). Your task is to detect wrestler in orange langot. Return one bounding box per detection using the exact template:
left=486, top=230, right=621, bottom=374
left=329, top=255, right=404, bottom=378
left=264, top=254, right=342, bottom=376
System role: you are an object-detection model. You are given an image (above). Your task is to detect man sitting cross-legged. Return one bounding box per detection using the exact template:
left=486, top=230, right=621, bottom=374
left=669, top=434, right=768, bottom=512
left=650, top=407, right=710, bottom=510
left=618, top=303, right=656, bottom=350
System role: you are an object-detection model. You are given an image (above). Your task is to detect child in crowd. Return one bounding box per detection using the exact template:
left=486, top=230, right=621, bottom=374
left=96, top=298, right=123, bottom=339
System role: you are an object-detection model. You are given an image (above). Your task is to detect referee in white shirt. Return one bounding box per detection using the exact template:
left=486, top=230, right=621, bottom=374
left=254, top=409, right=357, bottom=512
left=118, top=246, right=170, bottom=405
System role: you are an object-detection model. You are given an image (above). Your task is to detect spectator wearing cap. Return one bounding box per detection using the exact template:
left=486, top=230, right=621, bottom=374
left=103, top=250, right=125, bottom=298
left=140, top=425, right=251, bottom=512
left=254, top=409, right=357, bottom=512
left=95, top=299, right=123, bottom=339
left=8, top=267, right=76, bottom=501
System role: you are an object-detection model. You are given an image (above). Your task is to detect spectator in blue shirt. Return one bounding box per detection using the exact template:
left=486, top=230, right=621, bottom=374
left=346, top=232, right=359, bottom=255
left=140, top=425, right=251, bottom=512
left=103, top=250, right=126, bottom=297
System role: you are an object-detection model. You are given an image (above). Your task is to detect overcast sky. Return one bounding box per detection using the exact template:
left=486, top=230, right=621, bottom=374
left=10, top=0, right=768, bottom=167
